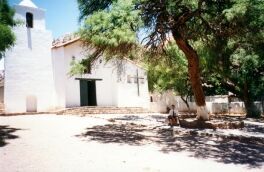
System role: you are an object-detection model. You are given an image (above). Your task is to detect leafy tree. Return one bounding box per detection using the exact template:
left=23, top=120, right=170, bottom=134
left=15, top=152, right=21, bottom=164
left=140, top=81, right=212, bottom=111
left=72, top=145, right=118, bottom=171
left=79, top=0, right=142, bottom=60
left=77, top=0, right=263, bottom=119
left=183, top=0, right=264, bottom=118
left=69, top=59, right=87, bottom=76
left=148, top=42, right=192, bottom=110
left=0, top=0, right=15, bottom=58
left=199, top=0, right=264, bottom=117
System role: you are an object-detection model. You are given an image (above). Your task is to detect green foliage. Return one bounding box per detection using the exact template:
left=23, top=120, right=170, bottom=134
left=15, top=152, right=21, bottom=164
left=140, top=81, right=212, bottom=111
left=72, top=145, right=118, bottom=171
left=147, top=42, right=191, bottom=97
left=0, top=24, right=15, bottom=56
left=77, top=0, right=117, bottom=20
left=0, top=0, right=15, bottom=58
left=69, top=58, right=92, bottom=76
left=78, top=0, right=264, bottom=117
left=0, top=0, right=15, bottom=26
left=199, top=0, right=264, bottom=117
left=223, top=0, right=249, bottom=21
left=79, top=0, right=142, bottom=59
left=69, top=59, right=86, bottom=76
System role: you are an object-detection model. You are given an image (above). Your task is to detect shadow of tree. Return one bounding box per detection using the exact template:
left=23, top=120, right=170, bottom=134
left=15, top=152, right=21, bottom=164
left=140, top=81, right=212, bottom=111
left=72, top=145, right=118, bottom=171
left=76, top=123, right=150, bottom=146
left=111, top=115, right=143, bottom=121
left=0, top=125, right=21, bottom=147
left=243, top=123, right=264, bottom=134
left=77, top=121, right=264, bottom=168
left=149, top=115, right=167, bottom=122
left=156, top=128, right=264, bottom=168
left=111, top=115, right=167, bottom=123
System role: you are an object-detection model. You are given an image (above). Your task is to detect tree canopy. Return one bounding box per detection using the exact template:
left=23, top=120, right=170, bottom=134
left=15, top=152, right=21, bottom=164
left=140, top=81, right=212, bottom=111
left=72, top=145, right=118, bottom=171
left=147, top=42, right=193, bottom=110
left=79, top=0, right=142, bottom=60
left=0, top=0, right=15, bottom=58
left=199, top=0, right=264, bottom=117
left=77, top=0, right=264, bottom=118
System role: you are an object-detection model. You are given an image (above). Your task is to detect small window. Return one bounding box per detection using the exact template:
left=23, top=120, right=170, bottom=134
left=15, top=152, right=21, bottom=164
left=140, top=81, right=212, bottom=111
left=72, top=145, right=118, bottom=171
left=26, top=12, right=33, bottom=28
left=72, top=56, right=76, bottom=61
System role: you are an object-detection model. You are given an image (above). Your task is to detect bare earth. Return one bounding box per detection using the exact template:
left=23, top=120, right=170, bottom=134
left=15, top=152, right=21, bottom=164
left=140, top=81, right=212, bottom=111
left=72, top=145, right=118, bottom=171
left=0, top=114, right=264, bottom=172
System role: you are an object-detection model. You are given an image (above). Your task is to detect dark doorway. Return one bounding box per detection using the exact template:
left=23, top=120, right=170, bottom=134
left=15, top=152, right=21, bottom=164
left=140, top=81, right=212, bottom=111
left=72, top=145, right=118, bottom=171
left=26, top=12, right=33, bottom=28
left=80, top=80, right=97, bottom=106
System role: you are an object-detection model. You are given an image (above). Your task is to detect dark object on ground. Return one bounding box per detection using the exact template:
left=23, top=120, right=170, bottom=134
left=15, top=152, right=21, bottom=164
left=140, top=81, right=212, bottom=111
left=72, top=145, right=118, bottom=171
left=0, top=125, right=21, bottom=147
left=168, top=116, right=180, bottom=126
left=179, top=119, right=244, bottom=129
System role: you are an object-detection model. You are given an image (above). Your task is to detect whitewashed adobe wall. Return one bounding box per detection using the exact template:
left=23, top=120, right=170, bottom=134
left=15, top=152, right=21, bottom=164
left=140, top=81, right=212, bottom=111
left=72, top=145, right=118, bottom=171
left=51, top=46, right=66, bottom=108
left=52, top=39, right=150, bottom=108
left=149, top=92, right=263, bottom=114
left=115, top=60, right=150, bottom=108
left=88, top=57, right=119, bottom=107
left=52, top=41, right=119, bottom=107
left=4, top=4, right=56, bottom=112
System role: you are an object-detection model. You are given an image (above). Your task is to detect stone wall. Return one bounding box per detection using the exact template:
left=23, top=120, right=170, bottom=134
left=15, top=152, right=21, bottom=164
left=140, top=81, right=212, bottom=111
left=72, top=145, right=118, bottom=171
left=150, top=91, right=263, bottom=115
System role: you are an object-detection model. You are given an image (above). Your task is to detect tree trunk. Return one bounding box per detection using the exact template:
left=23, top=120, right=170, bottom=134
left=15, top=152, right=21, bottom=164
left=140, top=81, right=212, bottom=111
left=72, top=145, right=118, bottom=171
left=172, top=31, right=209, bottom=120
left=181, top=95, right=190, bottom=112
left=261, top=96, right=264, bottom=114
left=243, top=82, right=260, bottom=118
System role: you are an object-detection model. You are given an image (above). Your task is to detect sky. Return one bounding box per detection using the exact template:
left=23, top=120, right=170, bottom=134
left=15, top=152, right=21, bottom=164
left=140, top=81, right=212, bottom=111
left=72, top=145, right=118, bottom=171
left=8, top=0, right=80, bottom=38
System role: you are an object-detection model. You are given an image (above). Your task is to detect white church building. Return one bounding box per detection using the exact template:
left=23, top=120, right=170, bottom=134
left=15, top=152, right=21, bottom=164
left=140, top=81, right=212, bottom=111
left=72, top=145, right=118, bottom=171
left=3, top=0, right=150, bottom=113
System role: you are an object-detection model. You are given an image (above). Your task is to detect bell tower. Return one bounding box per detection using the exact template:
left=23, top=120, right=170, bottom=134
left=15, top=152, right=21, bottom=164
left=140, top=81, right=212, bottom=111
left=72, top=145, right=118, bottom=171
left=4, top=0, right=56, bottom=113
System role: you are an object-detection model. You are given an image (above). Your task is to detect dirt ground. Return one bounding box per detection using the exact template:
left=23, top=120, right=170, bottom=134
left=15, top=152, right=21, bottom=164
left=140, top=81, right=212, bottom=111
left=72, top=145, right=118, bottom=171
left=0, top=114, right=264, bottom=172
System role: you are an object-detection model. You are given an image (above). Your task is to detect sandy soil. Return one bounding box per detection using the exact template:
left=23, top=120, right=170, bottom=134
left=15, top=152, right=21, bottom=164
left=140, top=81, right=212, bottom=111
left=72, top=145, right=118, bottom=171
left=0, top=114, right=263, bottom=172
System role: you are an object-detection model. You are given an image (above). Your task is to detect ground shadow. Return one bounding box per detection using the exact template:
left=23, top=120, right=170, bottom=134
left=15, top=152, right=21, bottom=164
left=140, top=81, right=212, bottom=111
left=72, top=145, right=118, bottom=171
left=111, top=115, right=167, bottom=124
left=111, top=115, right=150, bottom=122
left=243, top=123, right=264, bottom=134
left=0, top=125, right=21, bottom=147
left=77, top=123, right=150, bottom=146
left=77, top=121, right=264, bottom=168
left=156, top=128, right=264, bottom=168
left=149, top=115, right=167, bottom=122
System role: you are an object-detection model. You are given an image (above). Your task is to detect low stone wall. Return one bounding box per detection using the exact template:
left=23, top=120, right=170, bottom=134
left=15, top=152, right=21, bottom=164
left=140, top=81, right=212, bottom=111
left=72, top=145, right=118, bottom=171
left=150, top=102, right=248, bottom=114
left=150, top=101, right=261, bottom=115
left=150, top=91, right=263, bottom=115
left=229, top=102, right=246, bottom=114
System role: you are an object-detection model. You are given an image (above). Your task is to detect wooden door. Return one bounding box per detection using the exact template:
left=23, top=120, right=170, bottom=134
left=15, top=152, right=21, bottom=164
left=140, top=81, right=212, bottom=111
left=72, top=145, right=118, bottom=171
left=80, top=80, right=97, bottom=106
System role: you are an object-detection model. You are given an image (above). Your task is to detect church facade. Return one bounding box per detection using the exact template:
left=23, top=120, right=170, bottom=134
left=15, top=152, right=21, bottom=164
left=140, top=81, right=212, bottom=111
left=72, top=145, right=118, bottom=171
left=52, top=36, right=150, bottom=109
left=3, top=0, right=150, bottom=113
